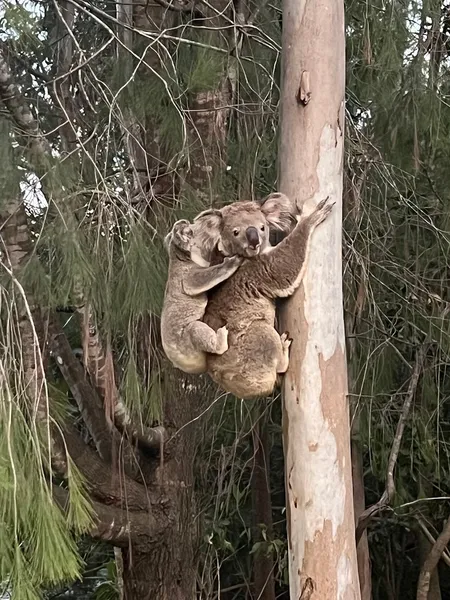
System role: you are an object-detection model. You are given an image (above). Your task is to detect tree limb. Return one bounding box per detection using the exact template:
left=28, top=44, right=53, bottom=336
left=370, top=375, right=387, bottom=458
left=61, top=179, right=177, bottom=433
left=356, top=346, right=426, bottom=543
left=52, top=485, right=167, bottom=547
left=416, top=516, right=450, bottom=600
left=62, top=425, right=149, bottom=511
left=76, top=306, right=167, bottom=450
left=416, top=516, right=450, bottom=568
left=48, top=319, right=116, bottom=462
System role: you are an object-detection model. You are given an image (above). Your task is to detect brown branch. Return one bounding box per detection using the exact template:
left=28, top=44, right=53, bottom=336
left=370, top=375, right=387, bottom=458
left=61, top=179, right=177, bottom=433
left=356, top=346, right=426, bottom=544
left=52, top=485, right=166, bottom=547
left=76, top=307, right=167, bottom=450
left=416, top=516, right=450, bottom=568
left=63, top=425, right=149, bottom=511
left=48, top=319, right=115, bottom=462
left=416, top=516, right=450, bottom=600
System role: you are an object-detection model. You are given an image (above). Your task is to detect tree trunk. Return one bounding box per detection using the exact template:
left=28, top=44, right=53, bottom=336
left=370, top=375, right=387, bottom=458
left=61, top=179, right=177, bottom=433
left=278, top=0, right=361, bottom=598
left=122, top=542, right=194, bottom=600
left=352, top=439, right=372, bottom=600
left=251, top=415, right=276, bottom=600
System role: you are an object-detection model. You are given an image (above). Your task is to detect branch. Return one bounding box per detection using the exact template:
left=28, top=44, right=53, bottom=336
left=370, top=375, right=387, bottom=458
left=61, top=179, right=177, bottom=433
left=47, top=319, right=116, bottom=463
left=63, top=425, right=149, bottom=511
left=76, top=306, right=166, bottom=451
left=416, top=516, right=450, bottom=568
left=356, top=346, right=426, bottom=544
left=52, top=485, right=165, bottom=547
left=416, top=516, right=450, bottom=600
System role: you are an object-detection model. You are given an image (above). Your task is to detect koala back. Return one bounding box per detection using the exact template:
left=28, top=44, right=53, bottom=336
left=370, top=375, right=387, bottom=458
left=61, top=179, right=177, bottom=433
left=203, top=259, right=275, bottom=332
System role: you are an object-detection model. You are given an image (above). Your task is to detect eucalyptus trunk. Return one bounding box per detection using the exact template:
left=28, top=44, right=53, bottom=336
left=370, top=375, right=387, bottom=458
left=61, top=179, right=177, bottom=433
left=278, top=0, right=361, bottom=597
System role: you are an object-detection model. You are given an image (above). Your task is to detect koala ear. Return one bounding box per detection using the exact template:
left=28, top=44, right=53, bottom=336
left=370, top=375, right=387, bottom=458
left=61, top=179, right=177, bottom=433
left=193, top=208, right=224, bottom=257
left=260, top=192, right=296, bottom=232
left=194, top=208, right=223, bottom=225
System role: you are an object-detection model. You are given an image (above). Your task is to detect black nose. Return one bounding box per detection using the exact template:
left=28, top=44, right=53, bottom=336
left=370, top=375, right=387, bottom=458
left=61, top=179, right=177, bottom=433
left=246, top=227, right=260, bottom=248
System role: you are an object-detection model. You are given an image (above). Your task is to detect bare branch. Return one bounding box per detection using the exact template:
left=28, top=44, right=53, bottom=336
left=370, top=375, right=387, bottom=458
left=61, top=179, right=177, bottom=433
left=75, top=308, right=167, bottom=451
left=356, top=346, right=426, bottom=544
left=47, top=319, right=116, bottom=463
left=416, top=516, right=450, bottom=600
left=416, top=517, right=450, bottom=568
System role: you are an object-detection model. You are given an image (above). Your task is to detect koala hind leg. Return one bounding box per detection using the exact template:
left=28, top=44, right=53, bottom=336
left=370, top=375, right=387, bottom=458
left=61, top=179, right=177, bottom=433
left=277, top=332, right=292, bottom=374
left=185, top=321, right=228, bottom=355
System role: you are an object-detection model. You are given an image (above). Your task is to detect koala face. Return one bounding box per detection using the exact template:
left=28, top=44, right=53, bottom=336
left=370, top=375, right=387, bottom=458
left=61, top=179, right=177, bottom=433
left=193, top=193, right=295, bottom=259
left=218, top=203, right=271, bottom=257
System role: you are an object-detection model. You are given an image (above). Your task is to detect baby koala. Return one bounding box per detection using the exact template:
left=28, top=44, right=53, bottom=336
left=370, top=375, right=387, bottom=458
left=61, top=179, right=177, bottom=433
left=160, top=218, right=242, bottom=374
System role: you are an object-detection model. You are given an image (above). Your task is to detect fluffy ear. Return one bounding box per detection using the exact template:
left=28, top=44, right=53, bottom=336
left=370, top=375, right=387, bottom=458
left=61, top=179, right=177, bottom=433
left=260, top=192, right=296, bottom=232
left=193, top=208, right=223, bottom=225
left=170, top=219, right=193, bottom=253
left=193, top=208, right=224, bottom=256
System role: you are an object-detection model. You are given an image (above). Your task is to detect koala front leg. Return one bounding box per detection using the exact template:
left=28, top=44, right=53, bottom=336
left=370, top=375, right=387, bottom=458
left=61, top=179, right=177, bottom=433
left=259, top=197, right=335, bottom=298
left=183, top=256, right=243, bottom=296
left=185, top=322, right=229, bottom=355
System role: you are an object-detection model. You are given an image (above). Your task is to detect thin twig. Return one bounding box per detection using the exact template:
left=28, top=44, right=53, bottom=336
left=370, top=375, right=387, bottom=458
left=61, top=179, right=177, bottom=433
left=356, top=345, right=426, bottom=543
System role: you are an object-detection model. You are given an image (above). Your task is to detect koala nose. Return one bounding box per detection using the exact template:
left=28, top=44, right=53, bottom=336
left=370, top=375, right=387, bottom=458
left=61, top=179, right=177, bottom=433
left=246, top=227, right=260, bottom=249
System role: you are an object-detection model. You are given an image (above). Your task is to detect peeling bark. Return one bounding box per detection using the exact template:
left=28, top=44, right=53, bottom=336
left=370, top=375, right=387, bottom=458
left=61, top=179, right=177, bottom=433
left=278, top=0, right=361, bottom=598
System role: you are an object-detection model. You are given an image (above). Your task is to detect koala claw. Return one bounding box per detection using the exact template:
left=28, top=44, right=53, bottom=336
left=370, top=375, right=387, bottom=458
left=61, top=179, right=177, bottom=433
left=215, top=326, right=229, bottom=355
left=311, top=196, right=335, bottom=226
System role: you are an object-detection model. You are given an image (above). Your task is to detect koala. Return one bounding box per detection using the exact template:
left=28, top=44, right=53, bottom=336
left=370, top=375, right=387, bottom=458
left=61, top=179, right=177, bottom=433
left=160, top=219, right=243, bottom=374
left=196, top=194, right=335, bottom=399
left=193, top=193, right=297, bottom=260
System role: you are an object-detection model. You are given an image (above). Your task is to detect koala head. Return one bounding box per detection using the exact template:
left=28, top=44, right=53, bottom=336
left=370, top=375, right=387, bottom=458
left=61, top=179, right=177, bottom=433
left=193, top=192, right=295, bottom=258
left=167, top=218, right=218, bottom=267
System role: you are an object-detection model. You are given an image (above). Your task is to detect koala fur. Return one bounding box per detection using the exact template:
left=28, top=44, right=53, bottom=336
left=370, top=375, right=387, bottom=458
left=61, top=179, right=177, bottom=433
left=197, top=195, right=334, bottom=399
left=160, top=219, right=242, bottom=374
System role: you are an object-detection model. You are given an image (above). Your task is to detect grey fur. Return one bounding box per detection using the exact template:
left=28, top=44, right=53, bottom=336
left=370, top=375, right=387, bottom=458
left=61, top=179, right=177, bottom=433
left=161, top=219, right=243, bottom=374
left=202, top=195, right=335, bottom=399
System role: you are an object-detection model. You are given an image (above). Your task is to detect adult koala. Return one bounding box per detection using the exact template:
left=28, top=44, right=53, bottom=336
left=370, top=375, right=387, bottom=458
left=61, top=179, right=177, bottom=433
left=195, top=193, right=334, bottom=399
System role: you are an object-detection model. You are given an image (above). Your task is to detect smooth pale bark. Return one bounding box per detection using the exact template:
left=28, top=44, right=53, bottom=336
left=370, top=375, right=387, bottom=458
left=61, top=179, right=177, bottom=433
left=278, top=1, right=361, bottom=598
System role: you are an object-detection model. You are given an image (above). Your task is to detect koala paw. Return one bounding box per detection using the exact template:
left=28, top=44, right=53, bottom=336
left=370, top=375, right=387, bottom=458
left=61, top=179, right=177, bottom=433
left=225, top=255, right=244, bottom=267
left=215, top=326, right=229, bottom=355
left=280, top=332, right=293, bottom=350
left=311, top=196, right=336, bottom=227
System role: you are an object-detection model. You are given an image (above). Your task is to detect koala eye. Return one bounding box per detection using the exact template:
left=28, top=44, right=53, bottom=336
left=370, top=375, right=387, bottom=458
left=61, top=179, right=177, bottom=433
left=233, top=229, right=240, bottom=236
left=260, top=225, right=265, bottom=232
